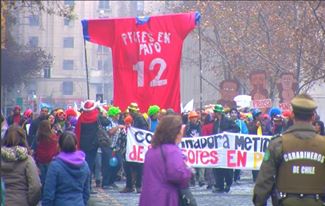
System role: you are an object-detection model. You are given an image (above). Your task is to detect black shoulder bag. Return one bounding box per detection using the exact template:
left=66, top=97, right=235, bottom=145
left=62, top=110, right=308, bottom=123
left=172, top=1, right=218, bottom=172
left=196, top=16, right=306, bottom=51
left=97, top=116, right=112, bottom=147
left=159, top=146, right=197, bottom=206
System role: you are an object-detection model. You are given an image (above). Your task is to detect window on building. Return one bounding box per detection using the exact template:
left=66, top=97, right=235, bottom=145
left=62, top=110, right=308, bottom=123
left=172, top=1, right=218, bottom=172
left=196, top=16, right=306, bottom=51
left=97, top=59, right=109, bottom=71
left=28, top=89, right=36, bottom=96
left=64, top=17, right=74, bottom=26
left=97, top=60, right=103, bottom=70
left=29, top=15, right=39, bottom=26
left=62, top=81, right=73, bottom=95
left=96, top=84, right=103, bottom=93
left=164, top=1, right=170, bottom=7
left=64, top=0, right=75, bottom=7
left=97, top=45, right=109, bottom=54
left=104, top=83, right=111, bottom=97
left=28, top=36, right=39, bottom=48
left=63, top=37, right=74, bottom=48
left=99, top=1, right=110, bottom=10
left=27, top=82, right=37, bottom=95
left=63, top=60, right=74, bottom=70
left=44, top=67, right=51, bottom=78
left=103, top=59, right=109, bottom=71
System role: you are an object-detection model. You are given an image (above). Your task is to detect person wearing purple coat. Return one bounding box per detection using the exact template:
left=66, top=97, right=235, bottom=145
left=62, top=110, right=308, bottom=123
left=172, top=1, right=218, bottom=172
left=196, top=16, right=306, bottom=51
left=139, top=115, right=192, bottom=206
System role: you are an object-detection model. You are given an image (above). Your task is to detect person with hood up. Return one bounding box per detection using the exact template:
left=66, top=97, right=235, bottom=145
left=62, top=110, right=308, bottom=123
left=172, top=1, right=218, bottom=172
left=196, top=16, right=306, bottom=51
left=42, top=131, right=90, bottom=206
left=1, top=125, right=41, bottom=206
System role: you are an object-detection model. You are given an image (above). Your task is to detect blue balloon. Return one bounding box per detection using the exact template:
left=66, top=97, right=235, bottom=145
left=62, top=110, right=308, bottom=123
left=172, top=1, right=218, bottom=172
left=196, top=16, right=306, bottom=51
left=109, top=157, right=118, bottom=167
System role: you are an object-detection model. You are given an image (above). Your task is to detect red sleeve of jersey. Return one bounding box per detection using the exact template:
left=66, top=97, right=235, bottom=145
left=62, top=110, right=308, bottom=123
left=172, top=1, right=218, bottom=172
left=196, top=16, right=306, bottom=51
left=82, top=19, right=115, bottom=47
left=171, top=12, right=199, bottom=40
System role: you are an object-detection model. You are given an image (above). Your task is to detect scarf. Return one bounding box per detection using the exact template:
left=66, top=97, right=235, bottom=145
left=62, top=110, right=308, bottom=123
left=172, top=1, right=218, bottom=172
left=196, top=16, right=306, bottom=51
left=75, top=109, right=99, bottom=149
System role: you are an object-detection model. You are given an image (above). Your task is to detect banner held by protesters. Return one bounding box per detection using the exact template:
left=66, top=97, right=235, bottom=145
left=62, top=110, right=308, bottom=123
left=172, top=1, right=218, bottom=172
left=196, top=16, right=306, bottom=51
left=126, top=127, right=272, bottom=170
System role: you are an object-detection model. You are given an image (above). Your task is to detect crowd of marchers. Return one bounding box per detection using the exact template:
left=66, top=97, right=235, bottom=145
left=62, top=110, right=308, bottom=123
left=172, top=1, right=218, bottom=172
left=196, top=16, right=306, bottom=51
left=1, top=96, right=324, bottom=206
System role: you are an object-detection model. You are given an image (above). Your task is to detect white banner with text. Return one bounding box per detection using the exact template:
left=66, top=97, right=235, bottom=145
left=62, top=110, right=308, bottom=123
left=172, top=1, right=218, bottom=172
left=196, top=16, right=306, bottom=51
left=125, top=127, right=272, bottom=170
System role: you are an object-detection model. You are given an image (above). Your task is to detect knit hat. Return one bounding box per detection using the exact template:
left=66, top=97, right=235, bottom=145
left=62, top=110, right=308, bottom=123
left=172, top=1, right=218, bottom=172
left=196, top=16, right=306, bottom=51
left=23, top=109, right=33, bottom=118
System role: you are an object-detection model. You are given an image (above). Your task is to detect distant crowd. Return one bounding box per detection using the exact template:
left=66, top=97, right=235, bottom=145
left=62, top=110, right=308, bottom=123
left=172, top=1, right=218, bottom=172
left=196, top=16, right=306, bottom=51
left=1, top=100, right=324, bottom=205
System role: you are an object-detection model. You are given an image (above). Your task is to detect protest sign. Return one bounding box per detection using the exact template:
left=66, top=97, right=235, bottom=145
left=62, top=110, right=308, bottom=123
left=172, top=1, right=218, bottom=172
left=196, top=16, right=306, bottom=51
left=126, top=127, right=272, bottom=170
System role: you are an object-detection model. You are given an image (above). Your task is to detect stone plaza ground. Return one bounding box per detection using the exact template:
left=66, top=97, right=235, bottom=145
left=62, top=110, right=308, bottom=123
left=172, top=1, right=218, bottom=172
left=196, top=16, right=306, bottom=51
left=88, top=170, right=271, bottom=206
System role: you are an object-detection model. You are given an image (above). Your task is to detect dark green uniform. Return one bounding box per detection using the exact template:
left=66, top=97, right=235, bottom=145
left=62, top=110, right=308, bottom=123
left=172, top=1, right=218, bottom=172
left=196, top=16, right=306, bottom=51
left=253, top=94, right=325, bottom=206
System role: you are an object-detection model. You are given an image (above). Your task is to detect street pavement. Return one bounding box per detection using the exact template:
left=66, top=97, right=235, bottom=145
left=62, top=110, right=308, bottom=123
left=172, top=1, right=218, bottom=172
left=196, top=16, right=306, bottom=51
left=88, top=170, right=271, bottom=206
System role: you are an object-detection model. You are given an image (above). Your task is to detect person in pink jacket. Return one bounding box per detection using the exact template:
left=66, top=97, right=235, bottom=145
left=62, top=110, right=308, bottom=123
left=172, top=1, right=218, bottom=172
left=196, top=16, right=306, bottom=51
left=139, top=115, right=193, bottom=206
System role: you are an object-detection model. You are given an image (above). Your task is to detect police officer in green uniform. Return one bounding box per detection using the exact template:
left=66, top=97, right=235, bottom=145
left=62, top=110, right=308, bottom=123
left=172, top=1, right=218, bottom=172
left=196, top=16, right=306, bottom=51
left=253, top=94, right=325, bottom=206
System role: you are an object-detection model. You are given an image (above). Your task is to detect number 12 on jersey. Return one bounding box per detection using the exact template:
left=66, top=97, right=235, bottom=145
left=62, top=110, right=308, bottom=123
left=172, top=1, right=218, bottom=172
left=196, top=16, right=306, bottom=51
left=133, top=58, right=167, bottom=88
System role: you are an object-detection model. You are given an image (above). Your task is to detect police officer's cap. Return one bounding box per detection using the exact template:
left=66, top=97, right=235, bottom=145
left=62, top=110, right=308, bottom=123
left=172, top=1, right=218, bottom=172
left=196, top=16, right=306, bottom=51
left=291, top=94, right=317, bottom=114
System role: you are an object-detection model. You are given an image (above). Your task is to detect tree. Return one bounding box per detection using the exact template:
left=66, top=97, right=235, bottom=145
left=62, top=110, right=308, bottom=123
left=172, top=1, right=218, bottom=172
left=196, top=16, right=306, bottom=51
left=167, top=1, right=325, bottom=100
left=1, top=0, right=74, bottom=90
left=1, top=31, right=53, bottom=90
left=3, top=0, right=75, bottom=20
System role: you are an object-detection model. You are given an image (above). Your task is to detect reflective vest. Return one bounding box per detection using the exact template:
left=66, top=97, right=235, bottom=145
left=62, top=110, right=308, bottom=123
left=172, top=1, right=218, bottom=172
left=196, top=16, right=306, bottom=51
left=276, top=133, right=325, bottom=194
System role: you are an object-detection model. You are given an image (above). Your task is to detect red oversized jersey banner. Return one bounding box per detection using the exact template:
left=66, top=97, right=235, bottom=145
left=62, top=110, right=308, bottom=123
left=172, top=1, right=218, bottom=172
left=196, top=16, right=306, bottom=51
left=82, top=12, right=200, bottom=112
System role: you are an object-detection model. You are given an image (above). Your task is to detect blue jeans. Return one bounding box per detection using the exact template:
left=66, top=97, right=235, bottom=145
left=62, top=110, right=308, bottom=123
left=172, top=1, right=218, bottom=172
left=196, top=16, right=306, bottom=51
left=38, top=163, right=49, bottom=187
left=94, top=151, right=102, bottom=182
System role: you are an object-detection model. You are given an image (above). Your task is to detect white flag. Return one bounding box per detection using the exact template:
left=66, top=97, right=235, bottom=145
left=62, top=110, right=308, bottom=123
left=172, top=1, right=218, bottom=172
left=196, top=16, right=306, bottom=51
left=183, top=99, right=194, bottom=113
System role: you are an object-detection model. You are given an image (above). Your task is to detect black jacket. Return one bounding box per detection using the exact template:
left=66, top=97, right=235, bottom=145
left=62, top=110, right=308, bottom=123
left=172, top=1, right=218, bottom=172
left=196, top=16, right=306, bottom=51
left=80, top=114, right=111, bottom=152
left=130, top=112, right=148, bottom=130
left=213, top=114, right=239, bottom=134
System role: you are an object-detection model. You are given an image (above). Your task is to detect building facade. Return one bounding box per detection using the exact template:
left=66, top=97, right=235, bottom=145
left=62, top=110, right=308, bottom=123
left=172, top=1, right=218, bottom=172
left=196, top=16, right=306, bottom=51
left=5, top=1, right=149, bottom=112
